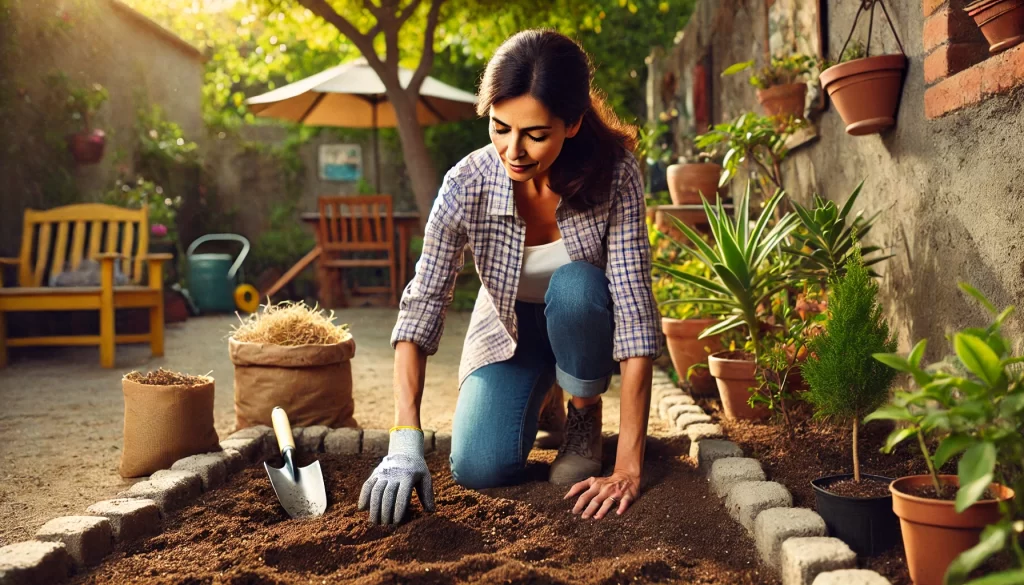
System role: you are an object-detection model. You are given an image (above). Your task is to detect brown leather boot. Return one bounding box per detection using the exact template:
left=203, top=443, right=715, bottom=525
left=534, top=383, right=566, bottom=450
left=549, top=398, right=602, bottom=485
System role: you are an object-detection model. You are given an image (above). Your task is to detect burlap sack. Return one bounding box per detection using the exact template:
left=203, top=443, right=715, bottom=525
left=229, top=337, right=357, bottom=429
left=119, top=377, right=220, bottom=478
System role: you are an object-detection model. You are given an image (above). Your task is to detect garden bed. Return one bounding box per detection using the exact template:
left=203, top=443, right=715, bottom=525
left=72, top=436, right=775, bottom=585
left=715, top=405, right=935, bottom=585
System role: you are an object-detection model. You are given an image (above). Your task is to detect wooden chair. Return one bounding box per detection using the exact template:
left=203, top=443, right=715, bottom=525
left=317, top=195, right=397, bottom=307
left=0, top=203, right=172, bottom=368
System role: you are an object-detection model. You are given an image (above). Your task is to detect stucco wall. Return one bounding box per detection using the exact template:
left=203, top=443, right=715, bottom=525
left=663, top=0, right=1024, bottom=356
left=0, top=0, right=204, bottom=256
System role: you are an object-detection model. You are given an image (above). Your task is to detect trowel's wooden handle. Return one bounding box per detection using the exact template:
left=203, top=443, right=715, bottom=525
left=271, top=407, right=295, bottom=453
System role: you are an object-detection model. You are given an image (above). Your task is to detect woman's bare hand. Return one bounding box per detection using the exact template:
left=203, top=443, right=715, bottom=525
left=564, top=470, right=640, bottom=520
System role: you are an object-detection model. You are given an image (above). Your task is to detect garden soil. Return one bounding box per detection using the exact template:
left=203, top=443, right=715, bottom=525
left=73, top=436, right=776, bottom=585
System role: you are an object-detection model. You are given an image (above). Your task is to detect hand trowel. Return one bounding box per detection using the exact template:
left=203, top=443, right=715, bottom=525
left=263, top=406, right=327, bottom=518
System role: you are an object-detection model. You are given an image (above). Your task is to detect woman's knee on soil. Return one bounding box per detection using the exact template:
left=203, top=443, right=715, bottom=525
left=449, top=446, right=524, bottom=490
left=544, top=261, right=611, bottom=323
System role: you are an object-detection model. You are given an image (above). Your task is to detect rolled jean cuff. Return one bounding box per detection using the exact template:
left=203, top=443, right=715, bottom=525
left=555, top=363, right=612, bottom=399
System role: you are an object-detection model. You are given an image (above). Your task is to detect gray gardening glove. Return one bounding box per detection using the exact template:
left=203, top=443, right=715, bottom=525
left=358, top=428, right=435, bottom=525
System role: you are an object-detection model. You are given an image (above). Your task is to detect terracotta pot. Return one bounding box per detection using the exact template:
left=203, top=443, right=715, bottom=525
left=67, top=129, right=106, bottom=164
left=655, top=206, right=711, bottom=241
left=707, top=351, right=769, bottom=420
left=662, top=318, right=722, bottom=396
left=665, top=162, right=722, bottom=205
left=966, top=0, right=1024, bottom=54
left=820, top=55, right=907, bottom=136
left=756, top=83, right=808, bottom=119
left=891, top=475, right=1015, bottom=585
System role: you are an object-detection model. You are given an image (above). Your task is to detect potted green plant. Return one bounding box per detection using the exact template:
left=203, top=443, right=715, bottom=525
left=650, top=221, right=724, bottom=397
left=656, top=184, right=800, bottom=420
left=819, top=1, right=907, bottom=136
left=865, top=283, right=1020, bottom=585
left=723, top=54, right=816, bottom=120
left=965, top=0, right=1024, bottom=54
left=801, top=249, right=900, bottom=556
left=65, top=80, right=109, bottom=165
left=694, top=112, right=803, bottom=202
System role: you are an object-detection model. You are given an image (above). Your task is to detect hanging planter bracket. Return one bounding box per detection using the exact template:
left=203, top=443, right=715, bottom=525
left=838, top=0, right=907, bottom=60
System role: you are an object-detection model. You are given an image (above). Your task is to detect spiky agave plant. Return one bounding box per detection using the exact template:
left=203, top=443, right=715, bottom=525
left=654, top=182, right=800, bottom=361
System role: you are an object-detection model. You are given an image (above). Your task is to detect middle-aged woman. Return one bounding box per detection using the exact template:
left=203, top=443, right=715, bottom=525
left=358, top=29, right=661, bottom=526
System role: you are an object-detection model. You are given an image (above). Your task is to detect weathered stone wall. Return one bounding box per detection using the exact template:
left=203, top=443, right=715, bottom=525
left=660, top=0, right=1024, bottom=355
left=0, top=0, right=205, bottom=255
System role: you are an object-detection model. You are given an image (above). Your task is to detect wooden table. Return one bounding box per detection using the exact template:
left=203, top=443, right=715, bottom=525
left=260, top=210, right=421, bottom=303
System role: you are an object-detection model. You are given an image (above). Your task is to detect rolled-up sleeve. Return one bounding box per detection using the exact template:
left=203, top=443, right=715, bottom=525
left=390, top=171, right=468, bottom=355
left=605, top=155, right=662, bottom=361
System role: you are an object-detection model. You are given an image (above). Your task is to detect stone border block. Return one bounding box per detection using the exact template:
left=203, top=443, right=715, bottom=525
left=685, top=423, right=724, bottom=441
left=170, top=452, right=229, bottom=491
left=423, top=430, right=436, bottom=454
left=658, top=394, right=696, bottom=419
left=295, top=425, right=329, bottom=453
left=34, top=516, right=112, bottom=568
left=674, top=412, right=713, bottom=430
left=225, top=425, right=274, bottom=459
left=710, top=458, right=765, bottom=497
left=219, top=437, right=260, bottom=463
left=690, top=439, right=744, bottom=473
left=362, top=429, right=389, bottom=455
left=754, top=507, right=827, bottom=569
left=118, top=470, right=202, bottom=514
left=324, top=428, right=362, bottom=454
left=725, top=481, right=792, bottom=532
left=85, top=499, right=162, bottom=543
left=221, top=448, right=245, bottom=474
left=0, top=540, right=72, bottom=585
left=781, top=537, right=856, bottom=585
left=812, top=569, right=891, bottom=585
left=667, top=403, right=704, bottom=421
left=435, top=432, right=452, bottom=453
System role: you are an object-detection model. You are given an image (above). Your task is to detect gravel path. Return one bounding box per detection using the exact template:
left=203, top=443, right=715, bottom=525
left=0, top=308, right=634, bottom=546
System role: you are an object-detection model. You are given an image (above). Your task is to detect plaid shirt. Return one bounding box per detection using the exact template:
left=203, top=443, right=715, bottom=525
left=391, top=144, right=661, bottom=387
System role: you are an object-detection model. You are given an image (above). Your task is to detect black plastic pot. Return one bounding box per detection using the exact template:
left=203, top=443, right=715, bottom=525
left=811, top=473, right=900, bottom=556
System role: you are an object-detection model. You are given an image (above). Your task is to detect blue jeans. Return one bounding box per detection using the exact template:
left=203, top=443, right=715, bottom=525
left=449, top=261, right=616, bottom=489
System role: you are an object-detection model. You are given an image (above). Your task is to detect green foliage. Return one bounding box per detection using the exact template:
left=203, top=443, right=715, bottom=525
left=102, top=175, right=182, bottom=243
left=753, top=291, right=812, bottom=427
left=135, top=105, right=200, bottom=169
left=866, top=284, right=1024, bottom=583
left=653, top=183, right=800, bottom=358
left=249, top=201, right=316, bottom=279
left=46, top=72, right=108, bottom=131
left=821, top=40, right=867, bottom=70
left=695, top=112, right=803, bottom=191
left=803, top=249, right=896, bottom=421
left=648, top=217, right=720, bottom=320
left=788, top=181, right=891, bottom=286
left=722, top=53, right=816, bottom=90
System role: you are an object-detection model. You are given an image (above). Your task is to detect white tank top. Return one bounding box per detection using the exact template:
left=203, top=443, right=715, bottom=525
left=517, top=239, right=572, bottom=303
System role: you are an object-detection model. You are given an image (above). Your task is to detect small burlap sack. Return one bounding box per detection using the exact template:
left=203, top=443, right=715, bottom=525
left=229, top=337, right=357, bottom=429
left=119, top=376, right=220, bottom=478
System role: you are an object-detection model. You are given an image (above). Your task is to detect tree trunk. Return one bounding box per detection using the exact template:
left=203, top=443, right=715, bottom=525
left=389, top=90, right=438, bottom=230
left=852, top=418, right=860, bottom=483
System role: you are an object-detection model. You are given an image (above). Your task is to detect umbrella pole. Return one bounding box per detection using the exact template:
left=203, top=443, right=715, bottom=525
left=372, top=100, right=381, bottom=193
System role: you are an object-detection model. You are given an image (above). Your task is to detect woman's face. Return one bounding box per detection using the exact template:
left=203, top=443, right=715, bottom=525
left=489, top=95, right=581, bottom=183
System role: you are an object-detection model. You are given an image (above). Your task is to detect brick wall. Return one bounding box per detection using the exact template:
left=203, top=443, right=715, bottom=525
left=923, top=0, right=1024, bottom=117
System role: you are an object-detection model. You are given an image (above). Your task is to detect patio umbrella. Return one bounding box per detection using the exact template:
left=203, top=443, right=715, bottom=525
left=246, top=58, right=478, bottom=191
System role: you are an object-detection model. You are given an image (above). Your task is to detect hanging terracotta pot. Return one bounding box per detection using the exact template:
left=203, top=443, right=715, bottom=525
left=707, top=351, right=769, bottom=420
left=756, top=83, right=808, bottom=119
left=820, top=55, right=907, bottom=136
left=966, top=0, right=1024, bottom=54
left=67, top=129, right=106, bottom=165
left=891, top=475, right=1014, bottom=585
left=665, top=162, right=722, bottom=205
left=661, top=317, right=722, bottom=397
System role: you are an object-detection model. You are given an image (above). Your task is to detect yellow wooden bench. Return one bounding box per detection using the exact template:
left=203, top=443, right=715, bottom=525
left=0, top=203, right=172, bottom=368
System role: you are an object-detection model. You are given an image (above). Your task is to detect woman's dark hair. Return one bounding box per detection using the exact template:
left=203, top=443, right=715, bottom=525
left=476, top=29, right=638, bottom=210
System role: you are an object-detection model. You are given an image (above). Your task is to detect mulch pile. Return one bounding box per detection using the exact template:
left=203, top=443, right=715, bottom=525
left=73, top=436, right=778, bottom=585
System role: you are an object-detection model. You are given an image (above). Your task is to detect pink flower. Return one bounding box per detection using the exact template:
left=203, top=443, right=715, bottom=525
left=151, top=224, right=168, bottom=237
